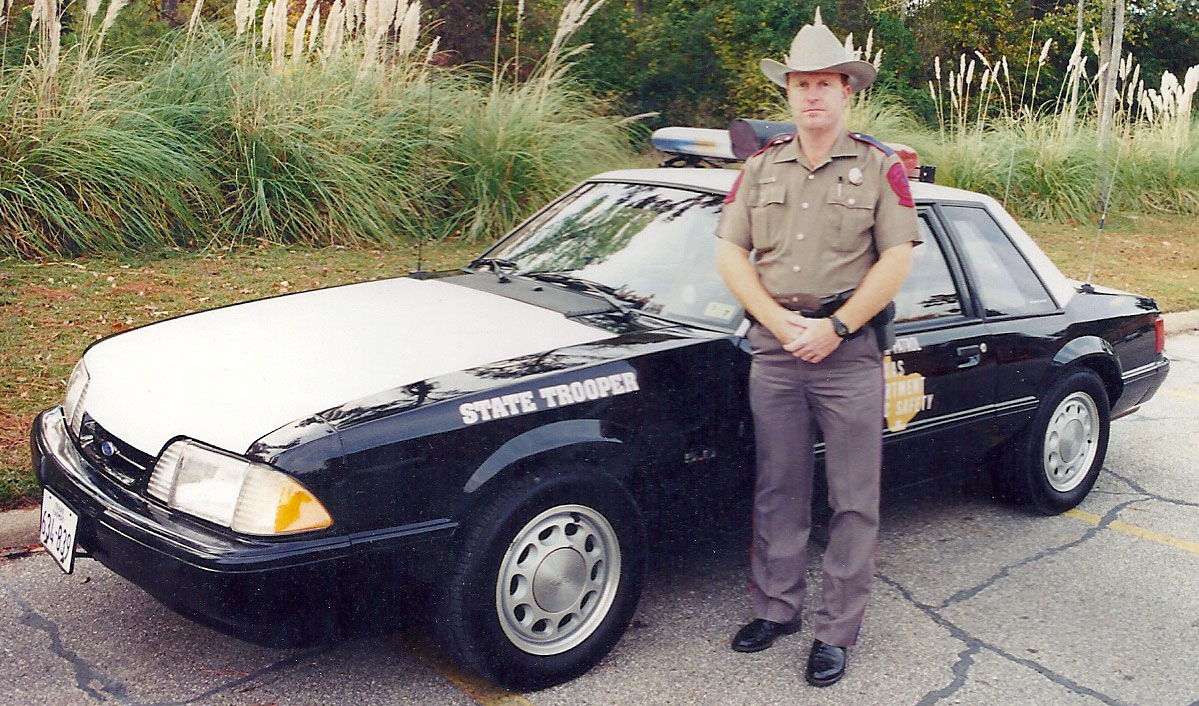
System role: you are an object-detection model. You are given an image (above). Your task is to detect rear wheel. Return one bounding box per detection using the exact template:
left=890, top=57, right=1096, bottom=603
left=1002, top=369, right=1110, bottom=514
left=440, top=469, right=645, bottom=690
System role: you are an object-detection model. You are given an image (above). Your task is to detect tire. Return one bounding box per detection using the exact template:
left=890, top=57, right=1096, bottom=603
left=440, top=469, right=645, bottom=690
left=1002, top=368, right=1110, bottom=514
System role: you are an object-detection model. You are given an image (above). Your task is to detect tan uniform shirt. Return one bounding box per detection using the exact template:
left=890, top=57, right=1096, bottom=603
left=716, top=130, right=921, bottom=298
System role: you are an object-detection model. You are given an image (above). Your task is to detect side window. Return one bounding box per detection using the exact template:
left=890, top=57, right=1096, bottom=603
left=940, top=205, right=1057, bottom=317
left=893, top=217, right=963, bottom=324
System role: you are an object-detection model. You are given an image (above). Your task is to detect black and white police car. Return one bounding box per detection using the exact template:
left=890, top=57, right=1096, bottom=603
left=32, top=123, right=1169, bottom=689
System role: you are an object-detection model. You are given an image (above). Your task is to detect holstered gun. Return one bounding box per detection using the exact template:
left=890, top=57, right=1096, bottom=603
left=870, top=302, right=896, bottom=353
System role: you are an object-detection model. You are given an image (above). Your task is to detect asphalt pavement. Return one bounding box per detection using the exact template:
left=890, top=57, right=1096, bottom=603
left=2, top=314, right=1197, bottom=706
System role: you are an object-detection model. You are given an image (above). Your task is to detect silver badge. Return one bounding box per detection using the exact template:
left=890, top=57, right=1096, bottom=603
left=847, top=167, right=863, bottom=186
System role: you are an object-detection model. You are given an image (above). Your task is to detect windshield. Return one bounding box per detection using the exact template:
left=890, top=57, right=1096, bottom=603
left=485, top=181, right=743, bottom=329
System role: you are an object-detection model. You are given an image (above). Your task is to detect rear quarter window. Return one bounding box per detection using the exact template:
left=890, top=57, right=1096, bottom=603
left=940, top=205, right=1057, bottom=318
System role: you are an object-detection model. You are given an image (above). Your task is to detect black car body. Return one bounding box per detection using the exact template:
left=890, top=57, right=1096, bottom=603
left=32, top=142, right=1169, bottom=689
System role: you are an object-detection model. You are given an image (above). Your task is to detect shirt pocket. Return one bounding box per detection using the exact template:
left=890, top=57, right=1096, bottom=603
left=824, top=190, right=874, bottom=253
left=754, top=180, right=787, bottom=208
left=750, top=180, right=788, bottom=250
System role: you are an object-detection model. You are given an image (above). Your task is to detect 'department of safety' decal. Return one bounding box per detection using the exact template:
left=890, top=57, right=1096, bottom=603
left=884, top=355, right=934, bottom=432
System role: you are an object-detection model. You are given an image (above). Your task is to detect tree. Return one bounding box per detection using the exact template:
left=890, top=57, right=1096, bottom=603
left=1095, top=0, right=1124, bottom=145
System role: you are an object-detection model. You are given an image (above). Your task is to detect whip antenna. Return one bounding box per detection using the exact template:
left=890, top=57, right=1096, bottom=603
left=1084, top=136, right=1126, bottom=288
left=412, top=69, right=433, bottom=279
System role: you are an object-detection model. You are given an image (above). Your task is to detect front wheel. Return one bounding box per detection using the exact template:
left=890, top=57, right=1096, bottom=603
left=440, top=469, right=645, bottom=690
left=1002, top=369, right=1110, bottom=514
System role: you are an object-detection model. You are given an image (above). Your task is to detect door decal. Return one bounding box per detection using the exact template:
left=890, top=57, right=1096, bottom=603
left=884, top=355, right=935, bottom=431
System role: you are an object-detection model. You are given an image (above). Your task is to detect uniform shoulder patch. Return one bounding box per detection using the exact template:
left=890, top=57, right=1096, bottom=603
left=886, top=161, right=915, bottom=208
left=848, top=131, right=895, bottom=157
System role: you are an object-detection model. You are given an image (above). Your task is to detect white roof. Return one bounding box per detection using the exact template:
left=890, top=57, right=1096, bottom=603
left=592, top=168, right=982, bottom=203
left=587, top=167, right=1075, bottom=307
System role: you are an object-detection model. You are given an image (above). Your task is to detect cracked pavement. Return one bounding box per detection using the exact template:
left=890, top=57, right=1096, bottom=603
left=3, top=333, right=1197, bottom=706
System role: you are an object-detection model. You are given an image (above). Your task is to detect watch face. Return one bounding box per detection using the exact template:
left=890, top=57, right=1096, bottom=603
left=831, top=316, right=850, bottom=339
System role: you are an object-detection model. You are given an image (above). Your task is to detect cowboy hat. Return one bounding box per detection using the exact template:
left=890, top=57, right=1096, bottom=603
left=760, top=22, right=877, bottom=93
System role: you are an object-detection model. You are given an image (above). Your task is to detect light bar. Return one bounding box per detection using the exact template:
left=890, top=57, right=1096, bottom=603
left=724, top=119, right=935, bottom=182
left=650, top=127, right=737, bottom=162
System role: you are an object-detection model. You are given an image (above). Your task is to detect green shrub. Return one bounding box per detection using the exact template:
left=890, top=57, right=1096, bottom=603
left=0, top=0, right=641, bottom=257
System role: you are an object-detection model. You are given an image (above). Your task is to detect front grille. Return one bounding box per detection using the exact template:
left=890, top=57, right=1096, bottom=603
left=76, top=418, right=156, bottom=488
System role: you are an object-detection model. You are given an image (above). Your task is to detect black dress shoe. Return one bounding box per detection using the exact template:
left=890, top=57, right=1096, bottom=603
left=805, top=639, right=847, bottom=686
left=731, top=618, right=801, bottom=653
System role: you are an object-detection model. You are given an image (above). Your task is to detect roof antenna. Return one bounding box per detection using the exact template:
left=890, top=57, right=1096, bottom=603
left=1083, top=135, right=1127, bottom=292
left=411, top=71, right=434, bottom=280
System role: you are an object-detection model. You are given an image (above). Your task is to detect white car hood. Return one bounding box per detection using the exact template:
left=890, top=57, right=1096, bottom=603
left=81, top=277, right=615, bottom=455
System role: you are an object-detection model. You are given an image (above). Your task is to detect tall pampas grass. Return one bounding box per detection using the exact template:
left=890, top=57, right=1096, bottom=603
left=907, top=32, right=1199, bottom=220
left=1, top=0, right=640, bottom=256
left=292, top=0, right=317, bottom=61
left=538, top=0, right=605, bottom=90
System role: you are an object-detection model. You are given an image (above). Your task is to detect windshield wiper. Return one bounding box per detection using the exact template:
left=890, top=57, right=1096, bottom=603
left=467, top=257, right=518, bottom=283
left=523, top=272, right=644, bottom=318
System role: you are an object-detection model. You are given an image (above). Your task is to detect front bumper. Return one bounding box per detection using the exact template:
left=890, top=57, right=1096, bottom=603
left=31, top=408, right=437, bottom=646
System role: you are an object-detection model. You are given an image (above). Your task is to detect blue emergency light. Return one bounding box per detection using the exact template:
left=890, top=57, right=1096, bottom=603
left=650, top=127, right=737, bottom=166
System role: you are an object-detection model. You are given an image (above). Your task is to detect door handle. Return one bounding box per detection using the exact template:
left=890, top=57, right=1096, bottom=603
left=956, top=344, right=983, bottom=368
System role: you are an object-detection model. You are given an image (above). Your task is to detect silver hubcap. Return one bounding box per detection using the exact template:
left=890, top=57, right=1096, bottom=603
left=496, top=504, right=621, bottom=656
left=1043, top=391, right=1100, bottom=492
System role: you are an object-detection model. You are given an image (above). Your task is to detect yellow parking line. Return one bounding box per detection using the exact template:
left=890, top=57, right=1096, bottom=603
left=1066, top=509, right=1199, bottom=555
left=1161, top=388, right=1199, bottom=401
left=394, top=635, right=537, bottom=706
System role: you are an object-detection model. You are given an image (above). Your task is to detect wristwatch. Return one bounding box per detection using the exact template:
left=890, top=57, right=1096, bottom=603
left=828, top=315, right=852, bottom=340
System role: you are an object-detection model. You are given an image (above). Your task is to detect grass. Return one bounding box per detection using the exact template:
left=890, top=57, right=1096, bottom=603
left=0, top=238, right=478, bottom=507
left=2, top=6, right=642, bottom=257
left=1023, top=213, right=1199, bottom=310
left=3, top=213, right=1197, bottom=507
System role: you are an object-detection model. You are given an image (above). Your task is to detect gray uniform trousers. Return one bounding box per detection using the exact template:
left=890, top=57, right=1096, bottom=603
left=747, top=322, right=884, bottom=647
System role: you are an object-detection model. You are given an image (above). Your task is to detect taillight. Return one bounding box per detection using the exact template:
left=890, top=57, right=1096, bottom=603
left=1154, top=316, right=1165, bottom=353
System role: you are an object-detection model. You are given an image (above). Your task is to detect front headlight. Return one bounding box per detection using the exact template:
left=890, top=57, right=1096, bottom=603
left=63, top=360, right=90, bottom=437
left=147, top=440, right=333, bottom=535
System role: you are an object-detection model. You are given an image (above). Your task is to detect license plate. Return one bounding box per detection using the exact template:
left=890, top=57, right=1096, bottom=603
left=40, top=489, right=79, bottom=574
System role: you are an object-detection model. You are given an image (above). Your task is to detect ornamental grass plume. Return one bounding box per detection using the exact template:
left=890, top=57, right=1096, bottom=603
left=270, top=0, right=287, bottom=68
left=539, top=0, right=606, bottom=89
left=308, top=7, right=321, bottom=55
left=99, top=0, right=129, bottom=44
left=396, top=1, right=419, bottom=59
left=261, top=0, right=275, bottom=51
left=29, top=0, right=63, bottom=99
left=321, top=0, right=345, bottom=59
left=345, top=0, right=364, bottom=35
left=234, top=0, right=250, bottom=35
left=187, top=0, right=204, bottom=35
left=358, top=0, right=395, bottom=75
left=292, top=0, right=317, bottom=61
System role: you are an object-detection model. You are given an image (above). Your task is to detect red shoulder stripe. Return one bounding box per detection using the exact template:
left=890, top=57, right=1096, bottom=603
left=750, top=133, right=795, bottom=160
left=724, top=171, right=744, bottom=204
left=848, top=131, right=896, bottom=156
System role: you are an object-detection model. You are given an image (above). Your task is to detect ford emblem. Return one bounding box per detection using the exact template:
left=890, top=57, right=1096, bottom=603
left=99, top=441, right=117, bottom=457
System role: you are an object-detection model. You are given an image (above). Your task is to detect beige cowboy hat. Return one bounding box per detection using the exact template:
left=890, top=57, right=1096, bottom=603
left=760, top=21, right=877, bottom=93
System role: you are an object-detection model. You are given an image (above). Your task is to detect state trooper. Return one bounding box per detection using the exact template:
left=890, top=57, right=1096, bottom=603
left=715, top=18, right=921, bottom=686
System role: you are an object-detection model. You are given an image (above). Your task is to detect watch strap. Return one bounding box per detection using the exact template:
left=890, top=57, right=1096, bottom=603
left=829, top=314, right=851, bottom=339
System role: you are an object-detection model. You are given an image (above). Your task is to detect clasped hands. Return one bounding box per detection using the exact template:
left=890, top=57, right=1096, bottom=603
left=768, top=310, right=842, bottom=363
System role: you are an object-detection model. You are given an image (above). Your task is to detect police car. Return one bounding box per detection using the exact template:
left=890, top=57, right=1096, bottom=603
left=31, top=123, right=1169, bottom=690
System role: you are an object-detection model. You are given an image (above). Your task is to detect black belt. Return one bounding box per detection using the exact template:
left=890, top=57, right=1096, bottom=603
left=755, top=290, right=894, bottom=352
left=773, top=289, right=855, bottom=318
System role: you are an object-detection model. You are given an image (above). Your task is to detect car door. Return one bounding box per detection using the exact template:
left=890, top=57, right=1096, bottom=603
left=936, top=203, right=1065, bottom=442
left=881, top=208, right=997, bottom=490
